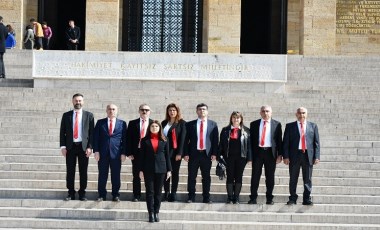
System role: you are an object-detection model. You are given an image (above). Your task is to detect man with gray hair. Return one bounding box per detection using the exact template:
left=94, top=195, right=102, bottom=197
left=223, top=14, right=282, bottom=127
left=283, top=107, right=320, bottom=205
left=126, top=104, right=153, bottom=201
left=93, top=104, right=127, bottom=202
left=248, top=105, right=283, bottom=205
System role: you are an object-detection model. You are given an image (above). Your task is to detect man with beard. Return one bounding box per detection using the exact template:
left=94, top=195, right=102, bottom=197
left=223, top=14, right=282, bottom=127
left=60, top=93, right=94, bottom=201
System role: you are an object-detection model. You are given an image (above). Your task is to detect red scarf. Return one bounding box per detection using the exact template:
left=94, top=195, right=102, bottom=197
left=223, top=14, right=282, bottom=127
left=230, top=128, right=239, bottom=140
left=171, top=129, right=177, bottom=149
left=150, top=133, right=159, bottom=153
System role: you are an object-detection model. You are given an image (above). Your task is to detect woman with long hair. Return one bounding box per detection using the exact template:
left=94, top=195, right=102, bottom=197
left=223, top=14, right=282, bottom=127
left=139, top=121, right=172, bottom=223
left=161, top=103, right=186, bottom=202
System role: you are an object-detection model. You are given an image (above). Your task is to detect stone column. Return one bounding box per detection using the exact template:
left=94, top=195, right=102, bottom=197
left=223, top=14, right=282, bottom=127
left=0, top=0, right=25, bottom=49
left=299, top=0, right=336, bottom=55
left=206, top=0, right=241, bottom=53
left=85, top=0, right=119, bottom=51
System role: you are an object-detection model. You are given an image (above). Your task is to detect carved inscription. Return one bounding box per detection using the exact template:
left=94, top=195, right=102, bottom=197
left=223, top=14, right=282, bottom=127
left=33, top=52, right=287, bottom=82
left=336, top=0, right=380, bottom=34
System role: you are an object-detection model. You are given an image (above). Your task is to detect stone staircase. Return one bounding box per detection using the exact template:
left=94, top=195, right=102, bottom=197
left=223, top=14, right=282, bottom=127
left=0, top=54, right=379, bottom=229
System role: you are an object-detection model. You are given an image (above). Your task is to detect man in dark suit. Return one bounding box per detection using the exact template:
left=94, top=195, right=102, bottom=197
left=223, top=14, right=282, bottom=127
left=126, top=104, right=153, bottom=201
left=0, top=16, right=8, bottom=78
left=184, top=103, right=219, bottom=203
left=66, top=20, right=80, bottom=50
left=283, top=107, right=320, bottom=205
left=60, top=93, right=94, bottom=201
left=248, top=105, right=283, bottom=205
left=93, top=104, right=127, bottom=202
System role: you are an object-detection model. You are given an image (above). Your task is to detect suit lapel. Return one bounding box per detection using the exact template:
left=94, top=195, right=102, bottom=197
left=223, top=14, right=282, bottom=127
left=82, top=111, right=87, bottom=130
left=270, top=120, right=275, bottom=141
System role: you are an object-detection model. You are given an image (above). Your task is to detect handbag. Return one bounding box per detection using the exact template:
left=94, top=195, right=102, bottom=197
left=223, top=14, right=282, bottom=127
left=215, top=156, right=227, bottom=180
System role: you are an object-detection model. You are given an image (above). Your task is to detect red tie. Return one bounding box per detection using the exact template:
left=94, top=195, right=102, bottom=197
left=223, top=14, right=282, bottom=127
left=139, top=119, right=146, bottom=148
left=260, top=121, right=267, bottom=147
left=73, top=111, right=79, bottom=139
left=301, top=122, right=306, bottom=153
left=109, top=119, right=113, bottom=136
left=140, top=119, right=146, bottom=139
left=200, top=120, right=204, bottom=150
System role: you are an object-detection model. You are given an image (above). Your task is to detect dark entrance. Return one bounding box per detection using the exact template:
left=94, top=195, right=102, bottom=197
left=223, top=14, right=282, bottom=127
left=240, top=0, right=287, bottom=54
left=38, top=0, right=86, bottom=50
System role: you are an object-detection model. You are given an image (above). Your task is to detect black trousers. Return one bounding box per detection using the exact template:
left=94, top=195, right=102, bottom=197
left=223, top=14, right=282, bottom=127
left=164, top=155, right=182, bottom=194
left=67, top=42, right=78, bottom=50
left=288, top=150, right=313, bottom=202
left=42, top=38, right=50, bottom=50
left=131, top=151, right=142, bottom=198
left=97, top=153, right=122, bottom=198
left=34, top=37, right=43, bottom=49
left=66, top=143, right=88, bottom=197
left=144, top=172, right=165, bottom=213
left=250, top=148, right=276, bottom=201
left=226, top=154, right=246, bottom=184
left=0, top=52, right=5, bottom=77
left=187, top=151, right=212, bottom=200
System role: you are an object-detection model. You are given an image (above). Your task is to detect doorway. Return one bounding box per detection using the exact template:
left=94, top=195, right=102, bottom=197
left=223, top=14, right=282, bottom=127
left=38, top=0, right=86, bottom=50
left=240, top=0, right=287, bottom=54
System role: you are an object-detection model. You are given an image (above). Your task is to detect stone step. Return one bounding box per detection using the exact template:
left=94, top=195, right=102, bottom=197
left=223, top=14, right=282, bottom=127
left=0, top=79, right=33, bottom=87
left=1, top=217, right=379, bottom=230
left=0, top=189, right=379, bottom=205
left=1, top=171, right=379, bottom=187
left=2, top=162, right=380, bottom=178
left=0, top=206, right=379, bottom=225
left=2, top=199, right=380, bottom=214
left=1, top=153, right=378, bottom=164
left=1, top=146, right=378, bottom=157
left=1, top=179, right=378, bottom=196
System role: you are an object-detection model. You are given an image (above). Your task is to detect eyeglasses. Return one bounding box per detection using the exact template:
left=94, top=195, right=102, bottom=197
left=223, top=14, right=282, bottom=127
left=140, top=109, right=150, bottom=112
left=107, top=108, right=116, bottom=111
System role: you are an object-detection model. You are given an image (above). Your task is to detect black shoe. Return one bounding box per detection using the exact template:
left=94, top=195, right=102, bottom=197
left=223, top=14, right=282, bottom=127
left=226, top=198, right=233, bottom=204
left=168, top=193, right=176, bottom=202
left=0, top=75, right=4, bottom=78
left=112, top=197, right=120, bottom=202
left=187, top=199, right=194, bottom=203
left=154, top=213, right=160, bottom=222
left=64, top=195, right=75, bottom=201
left=203, top=199, right=212, bottom=204
left=148, top=213, right=154, bottom=223
left=266, top=200, right=274, bottom=205
left=162, top=192, right=169, bottom=202
left=97, top=197, right=105, bottom=202
left=132, top=196, right=140, bottom=202
left=79, top=196, right=88, bottom=201
left=302, top=200, right=313, bottom=205
left=287, top=200, right=296, bottom=205
left=248, top=199, right=257, bottom=204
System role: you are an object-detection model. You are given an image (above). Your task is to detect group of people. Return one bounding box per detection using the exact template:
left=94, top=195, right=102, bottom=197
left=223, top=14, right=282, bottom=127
left=26, top=18, right=53, bottom=50
left=60, top=93, right=320, bottom=223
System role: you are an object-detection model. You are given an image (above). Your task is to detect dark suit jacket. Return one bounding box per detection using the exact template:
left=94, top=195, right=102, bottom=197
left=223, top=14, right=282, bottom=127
left=185, top=119, right=219, bottom=157
left=60, top=110, right=94, bottom=151
left=65, top=26, right=80, bottom=43
left=126, top=118, right=153, bottom=157
left=250, top=119, right=283, bottom=159
left=93, top=118, right=127, bottom=159
left=161, top=119, right=187, bottom=158
left=0, top=23, right=8, bottom=53
left=139, top=137, right=172, bottom=174
left=283, top=121, right=320, bottom=165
